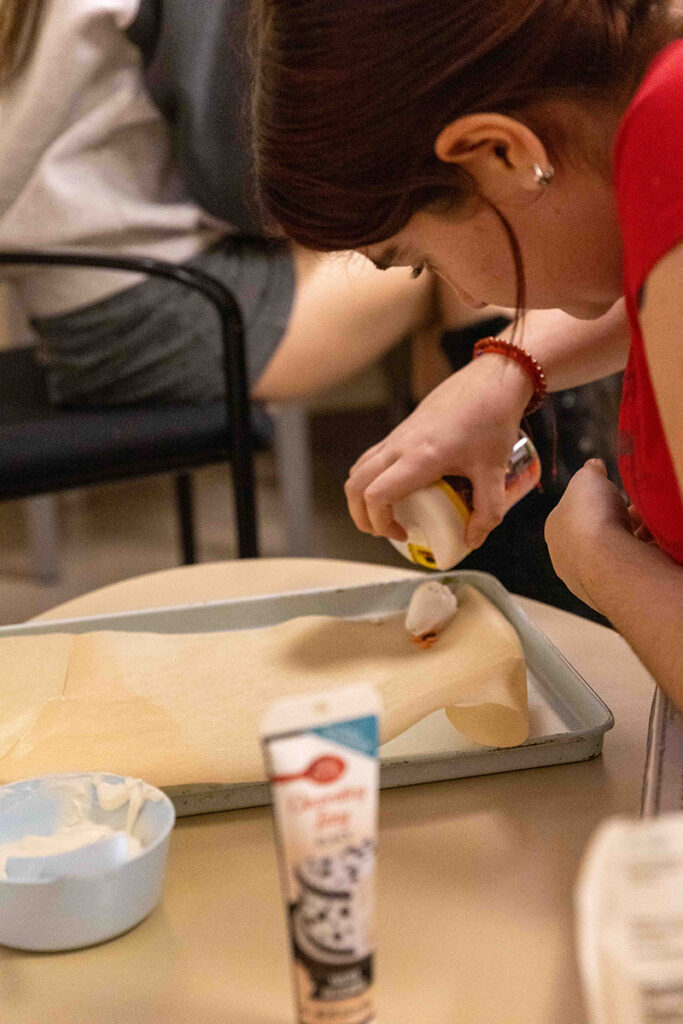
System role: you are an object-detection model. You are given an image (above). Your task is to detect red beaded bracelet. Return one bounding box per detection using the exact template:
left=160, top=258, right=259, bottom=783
left=472, top=337, right=548, bottom=415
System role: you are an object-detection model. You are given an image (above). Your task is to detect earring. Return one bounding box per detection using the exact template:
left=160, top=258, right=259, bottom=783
left=533, top=162, right=555, bottom=187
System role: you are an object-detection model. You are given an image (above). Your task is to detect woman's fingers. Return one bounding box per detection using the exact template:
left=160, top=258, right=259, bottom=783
left=585, top=457, right=608, bottom=476
left=349, top=438, right=387, bottom=475
left=346, top=448, right=445, bottom=538
left=348, top=436, right=510, bottom=551
left=367, top=503, right=406, bottom=541
left=361, top=458, right=428, bottom=537
left=626, top=502, right=654, bottom=541
left=465, top=466, right=508, bottom=548
left=627, top=502, right=644, bottom=536
left=345, top=448, right=398, bottom=533
left=344, top=356, right=527, bottom=546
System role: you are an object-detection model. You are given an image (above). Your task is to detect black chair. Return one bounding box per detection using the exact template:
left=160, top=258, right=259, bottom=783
left=0, top=250, right=258, bottom=566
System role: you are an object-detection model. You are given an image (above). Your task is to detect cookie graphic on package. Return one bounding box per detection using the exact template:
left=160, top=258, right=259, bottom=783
left=298, top=891, right=356, bottom=956
left=297, top=840, right=375, bottom=896
left=294, top=840, right=376, bottom=962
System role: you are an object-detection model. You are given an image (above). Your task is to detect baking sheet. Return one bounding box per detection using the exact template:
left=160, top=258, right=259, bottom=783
left=0, top=571, right=614, bottom=814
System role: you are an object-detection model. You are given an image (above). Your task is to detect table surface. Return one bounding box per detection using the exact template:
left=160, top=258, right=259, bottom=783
left=2, top=558, right=657, bottom=1024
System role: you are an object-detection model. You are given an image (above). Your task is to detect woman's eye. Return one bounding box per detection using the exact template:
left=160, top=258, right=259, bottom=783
left=410, top=265, right=424, bottom=279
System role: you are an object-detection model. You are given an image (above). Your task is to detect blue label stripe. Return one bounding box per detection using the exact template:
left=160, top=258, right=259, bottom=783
left=310, top=715, right=379, bottom=757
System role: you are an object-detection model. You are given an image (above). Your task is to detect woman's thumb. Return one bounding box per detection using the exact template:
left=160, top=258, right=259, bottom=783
left=584, top=458, right=607, bottom=477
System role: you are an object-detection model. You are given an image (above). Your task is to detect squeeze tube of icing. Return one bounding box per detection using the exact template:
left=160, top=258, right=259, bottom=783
left=261, top=684, right=381, bottom=1024
left=390, top=430, right=541, bottom=570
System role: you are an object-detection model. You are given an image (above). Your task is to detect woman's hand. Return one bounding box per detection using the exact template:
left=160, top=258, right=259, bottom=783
left=345, top=352, right=533, bottom=549
left=545, top=460, right=683, bottom=703
left=544, top=460, right=634, bottom=610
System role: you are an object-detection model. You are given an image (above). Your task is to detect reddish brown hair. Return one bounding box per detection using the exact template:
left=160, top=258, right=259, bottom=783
left=253, top=0, right=680, bottom=251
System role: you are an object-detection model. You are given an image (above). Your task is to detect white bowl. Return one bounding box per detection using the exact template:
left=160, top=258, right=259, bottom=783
left=0, top=772, right=175, bottom=952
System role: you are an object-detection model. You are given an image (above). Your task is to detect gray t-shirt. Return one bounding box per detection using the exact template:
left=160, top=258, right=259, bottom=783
left=129, top=0, right=262, bottom=234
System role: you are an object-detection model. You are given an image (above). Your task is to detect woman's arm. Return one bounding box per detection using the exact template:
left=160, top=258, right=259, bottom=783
left=545, top=461, right=683, bottom=707
left=345, top=298, right=630, bottom=546
left=500, top=300, right=630, bottom=391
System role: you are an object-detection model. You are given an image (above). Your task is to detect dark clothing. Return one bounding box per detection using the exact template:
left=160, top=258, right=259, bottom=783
left=128, top=0, right=260, bottom=233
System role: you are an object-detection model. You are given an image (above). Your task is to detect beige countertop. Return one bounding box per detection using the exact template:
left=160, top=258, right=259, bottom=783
left=2, top=558, right=656, bottom=1024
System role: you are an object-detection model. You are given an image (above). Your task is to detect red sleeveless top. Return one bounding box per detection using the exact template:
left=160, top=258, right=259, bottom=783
left=613, top=39, right=683, bottom=563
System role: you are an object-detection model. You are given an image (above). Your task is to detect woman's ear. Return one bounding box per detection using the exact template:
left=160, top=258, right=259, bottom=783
left=434, top=113, right=551, bottom=201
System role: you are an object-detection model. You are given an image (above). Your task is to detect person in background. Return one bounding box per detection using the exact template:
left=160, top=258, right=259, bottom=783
left=252, top=0, right=683, bottom=704
left=0, top=0, right=442, bottom=418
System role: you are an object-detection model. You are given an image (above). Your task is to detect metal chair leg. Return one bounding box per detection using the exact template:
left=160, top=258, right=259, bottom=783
left=269, top=402, right=312, bottom=556
left=174, top=472, right=196, bottom=564
left=25, top=494, right=60, bottom=583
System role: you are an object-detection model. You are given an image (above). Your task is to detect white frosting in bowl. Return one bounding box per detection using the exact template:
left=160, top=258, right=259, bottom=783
left=0, top=775, right=162, bottom=880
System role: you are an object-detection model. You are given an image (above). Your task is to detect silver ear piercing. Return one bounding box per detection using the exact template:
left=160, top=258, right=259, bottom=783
left=533, top=162, right=555, bottom=187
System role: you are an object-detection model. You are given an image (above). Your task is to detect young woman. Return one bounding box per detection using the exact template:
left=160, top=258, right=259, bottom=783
left=0, top=0, right=438, bottom=408
left=253, top=0, right=683, bottom=702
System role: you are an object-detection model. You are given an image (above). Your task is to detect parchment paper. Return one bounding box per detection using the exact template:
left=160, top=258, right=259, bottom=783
left=0, top=585, right=527, bottom=787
